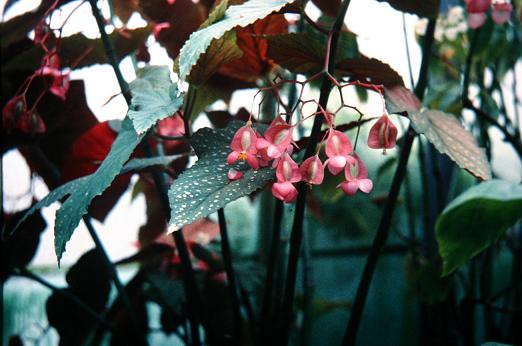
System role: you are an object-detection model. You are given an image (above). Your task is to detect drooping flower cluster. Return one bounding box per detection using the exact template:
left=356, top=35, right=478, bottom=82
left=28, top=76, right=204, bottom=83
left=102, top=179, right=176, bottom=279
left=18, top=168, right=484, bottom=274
left=226, top=112, right=398, bottom=203
left=465, top=0, right=513, bottom=29
left=2, top=20, right=70, bottom=134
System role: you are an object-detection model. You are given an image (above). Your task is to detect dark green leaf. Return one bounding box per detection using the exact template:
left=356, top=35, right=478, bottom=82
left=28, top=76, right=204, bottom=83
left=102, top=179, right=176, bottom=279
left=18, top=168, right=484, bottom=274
left=122, top=154, right=189, bottom=174
left=127, top=66, right=184, bottom=134
left=54, top=118, right=143, bottom=264
left=168, top=122, right=274, bottom=232
left=436, top=180, right=522, bottom=276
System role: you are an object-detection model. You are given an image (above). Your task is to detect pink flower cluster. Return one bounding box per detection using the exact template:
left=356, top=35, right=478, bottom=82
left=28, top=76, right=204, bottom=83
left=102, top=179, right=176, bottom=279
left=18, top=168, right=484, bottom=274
left=465, top=0, right=513, bottom=29
left=226, top=113, right=398, bottom=203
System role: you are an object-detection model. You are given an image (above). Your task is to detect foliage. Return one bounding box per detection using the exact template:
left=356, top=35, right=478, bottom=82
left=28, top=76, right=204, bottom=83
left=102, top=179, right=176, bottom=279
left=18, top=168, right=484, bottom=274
left=2, top=0, right=522, bottom=345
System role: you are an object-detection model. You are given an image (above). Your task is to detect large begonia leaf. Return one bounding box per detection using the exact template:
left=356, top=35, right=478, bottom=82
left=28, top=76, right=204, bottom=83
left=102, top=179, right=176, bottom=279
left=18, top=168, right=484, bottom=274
left=436, top=180, right=522, bottom=276
left=409, top=110, right=491, bottom=181
left=54, top=118, right=143, bottom=263
left=178, top=0, right=296, bottom=81
left=376, top=0, right=439, bottom=18
left=168, top=122, right=274, bottom=232
left=12, top=152, right=181, bottom=237
left=127, top=66, right=184, bottom=134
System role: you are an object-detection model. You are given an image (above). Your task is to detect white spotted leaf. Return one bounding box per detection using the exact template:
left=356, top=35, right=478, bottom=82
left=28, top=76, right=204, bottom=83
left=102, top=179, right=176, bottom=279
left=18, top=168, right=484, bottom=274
left=409, top=109, right=491, bottom=180
left=127, top=66, right=184, bottom=134
left=168, top=122, right=274, bottom=232
left=178, top=0, right=296, bottom=81
left=54, top=118, right=143, bottom=264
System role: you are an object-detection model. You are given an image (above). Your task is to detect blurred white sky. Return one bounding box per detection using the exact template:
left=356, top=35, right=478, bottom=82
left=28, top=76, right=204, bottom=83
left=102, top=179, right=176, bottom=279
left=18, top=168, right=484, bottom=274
left=1, top=0, right=521, bottom=267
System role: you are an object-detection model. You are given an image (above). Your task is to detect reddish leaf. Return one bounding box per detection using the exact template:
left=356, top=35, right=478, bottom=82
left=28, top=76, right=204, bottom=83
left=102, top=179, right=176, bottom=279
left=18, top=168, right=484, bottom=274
left=218, top=14, right=289, bottom=82
left=206, top=107, right=250, bottom=128
left=138, top=0, right=206, bottom=58
left=112, top=0, right=139, bottom=23
left=336, top=56, right=405, bottom=87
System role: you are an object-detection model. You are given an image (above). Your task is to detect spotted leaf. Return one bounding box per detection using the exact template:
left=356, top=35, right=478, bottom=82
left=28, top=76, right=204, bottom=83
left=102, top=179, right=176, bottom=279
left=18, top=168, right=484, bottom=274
left=168, top=122, right=274, bottom=232
left=127, top=66, right=184, bottom=134
left=409, top=109, right=491, bottom=180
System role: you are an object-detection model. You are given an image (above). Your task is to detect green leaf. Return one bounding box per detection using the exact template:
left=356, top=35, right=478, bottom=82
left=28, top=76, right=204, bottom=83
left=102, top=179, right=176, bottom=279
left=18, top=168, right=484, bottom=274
left=409, top=109, right=492, bottom=180
left=54, top=118, right=144, bottom=264
left=168, top=122, right=274, bottom=232
left=13, top=176, right=91, bottom=234
left=436, top=180, right=522, bottom=276
left=376, top=0, right=439, bottom=18
left=178, top=0, right=296, bottom=80
left=127, top=66, right=184, bottom=134
left=121, top=154, right=189, bottom=173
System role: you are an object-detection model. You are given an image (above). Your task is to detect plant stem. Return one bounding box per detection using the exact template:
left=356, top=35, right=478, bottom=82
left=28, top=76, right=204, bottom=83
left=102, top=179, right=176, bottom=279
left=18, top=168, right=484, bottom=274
left=260, top=199, right=283, bottom=340
left=82, top=216, right=138, bottom=329
left=277, top=1, right=352, bottom=344
left=342, top=18, right=437, bottom=346
left=142, top=143, right=203, bottom=346
left=88, top=0, right=130, bottom=103
left=87, top=0, right=205, bottom=340
left=217, top=208, right=243, bottom=345
left=15, top=267, right=113, bottom=329
left=463, top=100, right=522, bottom=162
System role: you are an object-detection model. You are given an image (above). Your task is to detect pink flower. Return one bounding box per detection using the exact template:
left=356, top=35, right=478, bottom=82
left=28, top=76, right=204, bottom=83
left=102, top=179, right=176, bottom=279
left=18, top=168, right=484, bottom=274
left=227, top=168, right=243, bottom=181
left=256, top=116, right=294, bottom=160
left=338, top=154, right=373, bottom=196
left=465, top=0, right=491, bottom=28
left=492, top=2, right=513, bottom=24
left=227, top=123, right=259, bottom=169
left=272, top=153, right=301, bottom=203
left=367, top=114, right=398, bottom=151
left=272, top=182, right=299, bottom=203
left=324, top=129, right=353, bottom=175
left=468, top=12, right=488, bottom=28
left=300, top=155, right=324, bottom=185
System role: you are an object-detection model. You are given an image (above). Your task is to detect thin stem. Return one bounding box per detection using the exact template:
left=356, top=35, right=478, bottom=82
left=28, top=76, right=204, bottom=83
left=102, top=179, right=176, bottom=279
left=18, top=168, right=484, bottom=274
left=463, top=100, right=522, bottom=163
left=183, top=87, right=197, bottom=138
left=217, top=208, right=243, bottom=345
left=300, top=219, right=314, bottom=346
left=260, top=200, right=284, bottom=341
left=87, top=0, right=130, bottom=103
left=402, top=13, right=415, bottom=88
left=342, top=18, right=437, bottom=346
left=82, top=216, right=138, bottom=329
left=277, top=1, right=352, bottom=344
left=15, top=267, right=113, bottom=329
left=87, top=0, right=205, bottom=340
left=142, top=142, right=202, bottom=346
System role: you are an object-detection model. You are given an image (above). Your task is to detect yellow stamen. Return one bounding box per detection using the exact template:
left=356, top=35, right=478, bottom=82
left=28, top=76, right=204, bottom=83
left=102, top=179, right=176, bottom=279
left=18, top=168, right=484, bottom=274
left=238, top=152, right=248, bottom=161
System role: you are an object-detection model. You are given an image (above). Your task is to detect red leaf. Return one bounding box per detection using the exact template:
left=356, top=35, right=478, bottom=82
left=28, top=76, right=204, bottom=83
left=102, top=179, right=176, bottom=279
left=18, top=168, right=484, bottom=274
left=138, top=0, right=206, bottom=58
left=218, top=14, right=289, bottom=82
